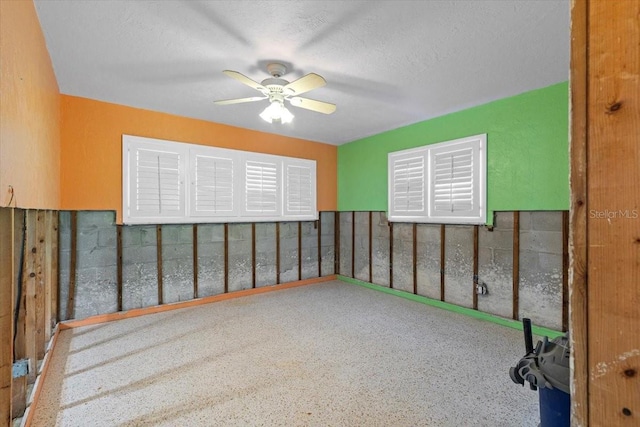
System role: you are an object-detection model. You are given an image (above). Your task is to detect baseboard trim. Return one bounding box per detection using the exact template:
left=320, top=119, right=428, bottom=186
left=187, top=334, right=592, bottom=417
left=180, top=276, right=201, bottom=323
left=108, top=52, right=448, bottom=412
left=59, top=275, right=336, bottom=330
left=337, top=275, right=563, bottom=338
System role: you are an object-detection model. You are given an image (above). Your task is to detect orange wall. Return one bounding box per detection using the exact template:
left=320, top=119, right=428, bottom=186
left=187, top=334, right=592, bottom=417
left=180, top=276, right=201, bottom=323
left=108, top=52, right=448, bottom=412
left=0, top=0, right=60, bottom=209
left=60, top=95, right=337, bottom=222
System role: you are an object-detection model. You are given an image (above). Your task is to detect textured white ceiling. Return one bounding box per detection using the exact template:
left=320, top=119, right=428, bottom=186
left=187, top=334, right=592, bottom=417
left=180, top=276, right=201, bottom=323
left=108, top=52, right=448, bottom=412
left=34, top=0, right=569, bottom=145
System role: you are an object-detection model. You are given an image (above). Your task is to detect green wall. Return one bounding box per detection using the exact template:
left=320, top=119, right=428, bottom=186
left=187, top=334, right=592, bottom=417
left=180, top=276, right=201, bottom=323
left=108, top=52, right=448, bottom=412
left=337, top=82, right=569, bottom=224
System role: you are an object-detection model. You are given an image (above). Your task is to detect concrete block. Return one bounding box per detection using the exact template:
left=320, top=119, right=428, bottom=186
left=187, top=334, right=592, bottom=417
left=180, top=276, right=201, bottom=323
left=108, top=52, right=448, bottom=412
left=416, top=224, right=441, bottom=299
left=320, top=211, right=335, bottom=237
left=197, top=254, right=224, bottom=297
left=197, top=224, right=225, bottom=243
left=444, top=225, right=473, bottom=308
left=520, top=230, right=563, bottom=255
left=76, top=211, right=114, bottom=231
left=77, top=246, right=118, bottom=269
left=74, top=266, right=118, bottom=319
left=279, top=222, right=297, bottom=238
left=494, top=211, right=515, bottom=229
left=477, top=228, right=514, bottom=319
left=123, top=245, right=157, bottom=266
left=162, top=258, right=194, bottom=303
left=98, top=228, right=117, bottom=248
left=58, top=212, right=71, bottom=251
left=77, top=229, right=99, bottom=251
left=256, top=251, right=277, bottom=287
left=228, top=252, right=252, bottom=291
left=197, top=240, right=224, bottom=259
left=531, top=211, right=563, bottom=232
left=228, top=237, right=251, bottom=257
left=162, top=243, right=193, bottom=261
left=121, top=226, right=142, bottom=247
left=320, top=245, right=335, bottom=277
left=122, top=262, right=159, bottom=310
left=140, top=226, right=157, bottom=246
left=228, top=223, right=252, bottom=241
left=392, top=223, right=413, bottom=293
left=519, top=212, right=533, bottom=231
left=339, top=213, right=353, bottom=276
left=255, top=222, right=276, bottom=240
left=519, top=253, right=563, bottom=331
left=162, top=224, right=193, bottom=244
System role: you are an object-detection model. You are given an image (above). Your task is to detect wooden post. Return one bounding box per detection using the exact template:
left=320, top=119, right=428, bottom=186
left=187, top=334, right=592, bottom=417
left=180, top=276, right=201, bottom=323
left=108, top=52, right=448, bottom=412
left=581, top=1, right=640, bottom=424
left=0, top=208, right=13, bottom=425
left=512, top=212, right=520, bottom=321
left=223, top=223, right=229, bottom=293
left=561, top=211, right=569, bottom=332
left=12, top=210, right=26, bottom=417
left=570, top=0, right=589, bottom=423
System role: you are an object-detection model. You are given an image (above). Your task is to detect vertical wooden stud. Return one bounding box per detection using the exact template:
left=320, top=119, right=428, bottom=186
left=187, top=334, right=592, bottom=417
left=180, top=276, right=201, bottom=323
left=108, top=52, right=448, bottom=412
left=389, top=222, right=393, bottom=289
left=12, top=210, right=27, bottom=417
left=512, top=212, right=520, bottom=321
left=224, top=223, right=229, bottom=293
left=412, top=223, right=417, bottom=294
left=35, top=211, right=46, bottom=359
left=317, top=215, right=322, bottom=278
left=43, top=211, right=53, bottom=342
left=193, top=224, right=199, bottom=298
left=440, top=225, right=445, bottom=301
left=368, top=212, right=373, bottom=283
left=156, top=225, right=163, bottom=305
left=275, top=222, right=280, bottom=284
left=116, top=225, right=123, bottom=311
left=251, top=223, right=256, bottom=288
left=51, top=211, right=59, bottom=325
left=66, top=211, right=78, bottom=320
left=472, top=225, right=479, bottom=310
left=351, top=212, right=355, bottom=278
left=0, top=208, right=13, bottom=425
left=298, top=221, right=302, bottom=281
left=334, top=212, right=340, bottom=275
left=561, top=211, right=569, bottom=332
left=24, top=211, right=37, bottom=384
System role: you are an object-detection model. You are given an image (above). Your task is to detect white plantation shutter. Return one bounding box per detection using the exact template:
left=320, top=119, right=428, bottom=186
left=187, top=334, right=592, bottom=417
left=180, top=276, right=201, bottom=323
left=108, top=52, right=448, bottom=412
left=432, top=148, right=474, bottom=214
left=284, top=161, right=316, bottom=216
left=124, top=139, right=186, bottom=222
left=245, top=160, right=280, bottom=215
left=191, top=153, right=234, bottom=216
left=390, top=155, right=425, bottom=216
left=388, top=134, right=486, bottom=224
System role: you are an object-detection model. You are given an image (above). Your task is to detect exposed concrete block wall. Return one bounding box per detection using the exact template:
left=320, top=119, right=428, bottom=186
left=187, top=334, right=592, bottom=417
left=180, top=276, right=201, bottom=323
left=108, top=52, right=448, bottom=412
left=122, top=225, right=159, bottom=310
left=371, top=211, right=390, bottom=286
left=518, top=212, right=563, bottom=331
left=339, top=210, right=566, bottom=331
left=59, top=211, right=337, bottom=320
left=416, top=224, right=441, bottom=299
left=478, top=212, right=514, bottom=319
left=320, top=212, right=336, bottom=277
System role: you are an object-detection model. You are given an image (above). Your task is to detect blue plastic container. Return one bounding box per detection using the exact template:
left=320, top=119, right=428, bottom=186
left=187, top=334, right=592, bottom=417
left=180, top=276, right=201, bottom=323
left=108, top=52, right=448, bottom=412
left=539, top=386, right=570, bottom=427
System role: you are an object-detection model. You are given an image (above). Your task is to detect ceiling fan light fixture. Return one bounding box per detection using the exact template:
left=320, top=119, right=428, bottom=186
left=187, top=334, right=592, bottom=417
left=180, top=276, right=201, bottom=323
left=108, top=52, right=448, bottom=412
left=260, top=101, right=294, bottom=124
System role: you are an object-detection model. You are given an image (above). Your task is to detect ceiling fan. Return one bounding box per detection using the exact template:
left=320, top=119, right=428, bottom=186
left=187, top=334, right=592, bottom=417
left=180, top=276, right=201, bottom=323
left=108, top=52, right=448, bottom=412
left=214, top=63, right=336, bottom=124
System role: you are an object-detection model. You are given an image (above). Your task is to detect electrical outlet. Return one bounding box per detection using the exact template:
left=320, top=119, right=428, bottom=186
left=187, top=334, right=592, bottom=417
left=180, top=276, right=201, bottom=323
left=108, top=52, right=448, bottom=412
left=476, top=282, right=488, bottom=295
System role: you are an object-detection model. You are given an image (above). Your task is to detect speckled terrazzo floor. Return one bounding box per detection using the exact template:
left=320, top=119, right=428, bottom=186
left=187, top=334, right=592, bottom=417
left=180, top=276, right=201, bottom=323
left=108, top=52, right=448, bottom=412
left=32, top=280, right=539, bottom=427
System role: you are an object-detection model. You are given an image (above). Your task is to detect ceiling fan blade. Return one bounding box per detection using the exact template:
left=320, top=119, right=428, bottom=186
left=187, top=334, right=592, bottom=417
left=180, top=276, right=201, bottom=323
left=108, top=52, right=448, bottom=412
left=223, top=70, right=268, bottom=93
left=283, top=73, right=326, bottom=96
left=214, top=96, right=267, bottom=105
left=289, top=97, right=336, bottom=114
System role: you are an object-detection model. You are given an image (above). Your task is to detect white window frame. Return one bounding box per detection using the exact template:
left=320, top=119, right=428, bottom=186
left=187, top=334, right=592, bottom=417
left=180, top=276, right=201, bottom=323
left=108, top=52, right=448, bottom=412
left=388, top=133, right=486, bottom=224
left=123, top=135, right=317, bottom=224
